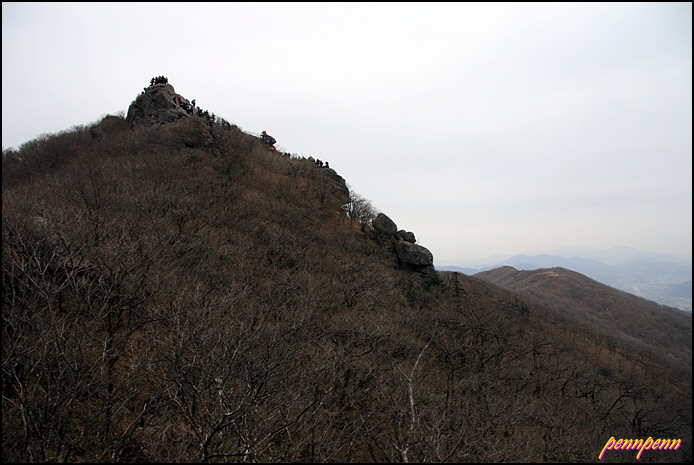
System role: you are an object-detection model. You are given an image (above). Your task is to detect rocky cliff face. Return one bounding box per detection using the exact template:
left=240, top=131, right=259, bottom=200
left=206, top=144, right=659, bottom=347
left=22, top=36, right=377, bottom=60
left=126, top=82, right=191, bottom=126
left=323, top=169, right=351, bottom=211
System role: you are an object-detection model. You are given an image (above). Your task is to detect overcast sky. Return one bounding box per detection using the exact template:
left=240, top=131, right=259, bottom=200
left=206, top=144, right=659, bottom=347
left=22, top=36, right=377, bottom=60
left=3, top=2, right=692, bottom=265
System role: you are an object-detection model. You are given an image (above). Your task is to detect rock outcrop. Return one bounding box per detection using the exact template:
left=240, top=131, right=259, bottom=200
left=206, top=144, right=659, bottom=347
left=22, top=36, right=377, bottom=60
left=397, top=230, right=416, bottom=244
left=372, top=213, right=435, bottom=276
left=126, top=83, right=190, bottom=127
left=394, top=240, right=433, bottom=267
left=323, top=169, right=351, bottom=210
left=373, top=213, right=398, bottom=236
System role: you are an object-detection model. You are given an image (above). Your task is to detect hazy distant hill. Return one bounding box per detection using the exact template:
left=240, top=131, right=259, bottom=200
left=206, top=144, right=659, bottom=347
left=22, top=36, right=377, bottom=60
left=665, top=280, right=693, bottom=298
left=546, top=245, right=688, bottom=265
left=474, top=266, right=692, bottom=373
left=2, top=80, right=691, bottom=462
left=440, top=250, right=692, bottom=312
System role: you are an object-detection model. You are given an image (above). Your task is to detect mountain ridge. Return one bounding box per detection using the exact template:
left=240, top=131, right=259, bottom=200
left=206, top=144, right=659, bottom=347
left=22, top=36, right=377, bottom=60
left=473, top=266, right=691, bottom=374
left=439, top=250, right=692, bottom=312
left=2, top=79, right=691, bottom=462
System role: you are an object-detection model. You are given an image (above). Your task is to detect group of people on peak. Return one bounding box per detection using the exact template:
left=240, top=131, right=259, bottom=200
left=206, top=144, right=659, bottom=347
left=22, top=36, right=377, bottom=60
left=197, top=107, right=214, bottom=120
left=145, top=78, right=326, bottom=163
left=174, top=94, right=195, bottom=115
left=314, top=158, right=329, bottom=169
left=173, top=94, right=216, bottom=127
left=150, top=76, right=168, bottom=86
left=141, top=76, right=234, bottom=131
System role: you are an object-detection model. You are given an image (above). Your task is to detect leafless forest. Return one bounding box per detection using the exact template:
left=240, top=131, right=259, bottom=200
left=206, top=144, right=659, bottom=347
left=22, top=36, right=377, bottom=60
left=2, top=114, right=691, bottom=462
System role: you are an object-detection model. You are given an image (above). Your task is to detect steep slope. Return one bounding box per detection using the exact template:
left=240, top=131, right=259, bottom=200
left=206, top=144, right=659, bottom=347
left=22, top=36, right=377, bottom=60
left=474, top=267, right=692, bottom=386
left=2, top=83, right=691, bottom=462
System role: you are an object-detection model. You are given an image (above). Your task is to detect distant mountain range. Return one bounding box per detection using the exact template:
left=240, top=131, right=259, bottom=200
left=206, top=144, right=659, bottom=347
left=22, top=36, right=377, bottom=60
left=438, top=246, right=692, bottom=312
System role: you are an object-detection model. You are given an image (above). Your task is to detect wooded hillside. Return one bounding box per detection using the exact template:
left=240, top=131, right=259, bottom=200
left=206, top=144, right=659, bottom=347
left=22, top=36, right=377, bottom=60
left=2, top=112, right=691, bottom=462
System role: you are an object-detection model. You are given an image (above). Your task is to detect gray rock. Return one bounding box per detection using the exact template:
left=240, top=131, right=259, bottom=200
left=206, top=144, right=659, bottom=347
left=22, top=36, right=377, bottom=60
left=395, top=241, right=433, bottom=267
left=126, top=83, right=189, bottom=126
left=397, top=229, right=416, bottom=243
left=323, top=168, right=350, bottom=208
left=373, top=213, right=397, bottom=236
left=154, top=108, right=187, bottom=124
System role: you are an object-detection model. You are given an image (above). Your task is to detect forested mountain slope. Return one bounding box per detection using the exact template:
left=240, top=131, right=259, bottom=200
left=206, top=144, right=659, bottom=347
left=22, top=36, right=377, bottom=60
left=2, top=88, right=691, bottom=462
left=475, top=267, right=691, bottom=374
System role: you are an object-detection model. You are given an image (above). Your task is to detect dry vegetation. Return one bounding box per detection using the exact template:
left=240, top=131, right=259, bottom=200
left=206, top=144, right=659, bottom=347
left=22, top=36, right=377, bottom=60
left=475, top=267, right=692, bottom=391
left=3, top=115, right=691, bottom=462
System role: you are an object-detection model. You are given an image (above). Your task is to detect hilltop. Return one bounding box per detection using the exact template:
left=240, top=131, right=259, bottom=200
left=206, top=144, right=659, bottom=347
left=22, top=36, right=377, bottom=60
left=475, top=266, right=691, bottom=385
left=441, top=249, right=692, bottom=312
left=2, top=79, right=691, bottom=462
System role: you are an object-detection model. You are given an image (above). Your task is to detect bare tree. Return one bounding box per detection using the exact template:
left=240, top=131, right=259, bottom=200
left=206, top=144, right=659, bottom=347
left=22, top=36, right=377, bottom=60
left=343, top=189, right=376, bottom=231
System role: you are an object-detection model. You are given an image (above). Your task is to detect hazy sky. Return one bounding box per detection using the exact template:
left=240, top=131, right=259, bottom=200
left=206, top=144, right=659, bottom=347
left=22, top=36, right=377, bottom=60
left=3, top=2, right=692, bottom=265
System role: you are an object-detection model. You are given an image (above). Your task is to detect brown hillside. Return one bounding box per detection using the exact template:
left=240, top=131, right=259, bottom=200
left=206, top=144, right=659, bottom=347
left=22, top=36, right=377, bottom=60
left=2, top=83, right=692, bottom=462
left=475, top=266, right=692, bottom=388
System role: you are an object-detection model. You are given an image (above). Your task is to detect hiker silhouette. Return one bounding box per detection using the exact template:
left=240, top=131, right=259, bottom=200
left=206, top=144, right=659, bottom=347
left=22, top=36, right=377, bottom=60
left=260, top=131, right=276, bottom=146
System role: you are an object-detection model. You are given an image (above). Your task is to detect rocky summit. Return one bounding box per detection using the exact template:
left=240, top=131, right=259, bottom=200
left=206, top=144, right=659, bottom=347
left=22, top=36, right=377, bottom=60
left=126, top=82, right=191, bottom=126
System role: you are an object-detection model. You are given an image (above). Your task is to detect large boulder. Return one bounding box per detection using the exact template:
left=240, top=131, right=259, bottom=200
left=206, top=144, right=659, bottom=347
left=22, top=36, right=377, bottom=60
left=373, top=213, right=398, bottom=236
left=396, top=229, right=416, bottom=243
left=394, top=241, right=433, bottom=267
left=126, top=83, right=190, bottom=126
left=371, top=212, right=435, bottom=276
